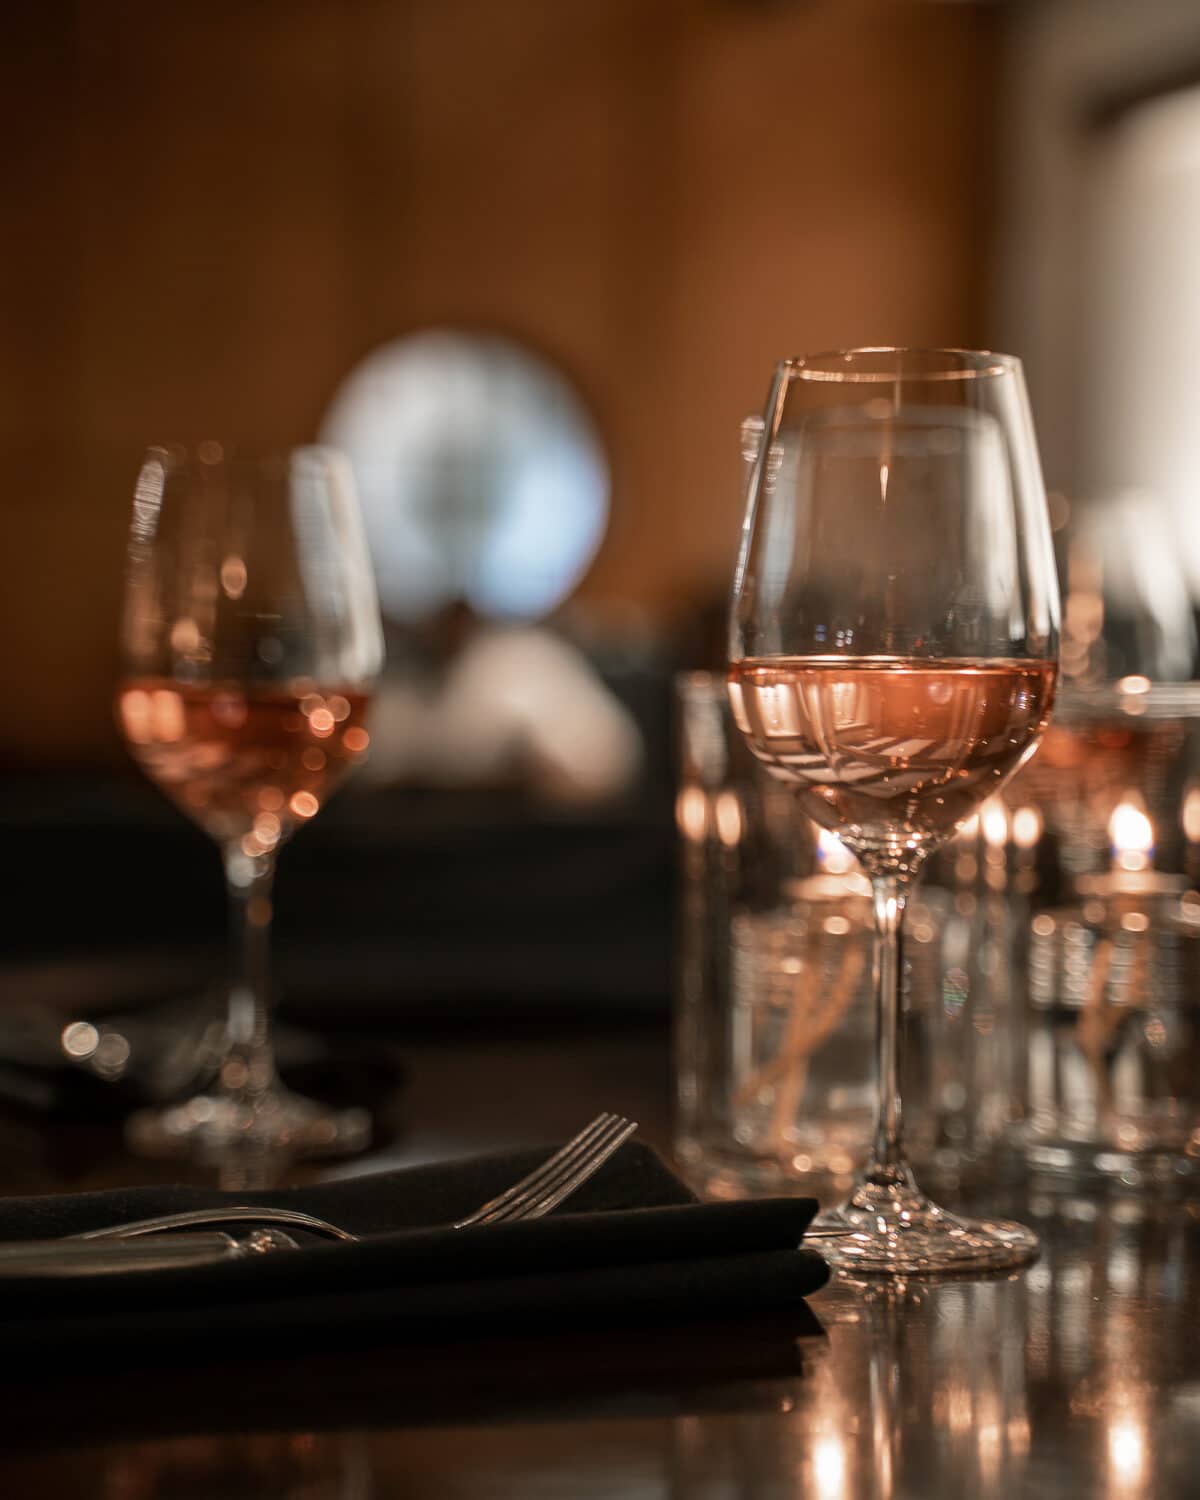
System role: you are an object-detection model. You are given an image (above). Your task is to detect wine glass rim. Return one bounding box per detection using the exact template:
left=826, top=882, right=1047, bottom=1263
left=780, top=348, right=1020, bottom=384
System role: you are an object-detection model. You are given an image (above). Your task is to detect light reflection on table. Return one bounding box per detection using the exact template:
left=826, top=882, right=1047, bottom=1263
left=669, top=1188, right=1197, bottom=1500
left=2, top=1024, right=1199, bottom=1499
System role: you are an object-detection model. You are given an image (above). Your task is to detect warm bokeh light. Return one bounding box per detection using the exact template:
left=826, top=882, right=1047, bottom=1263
left=220, top=554, right=248, bottom=598
left=981, top=799, right=1009, bottom=849
left=675, top=785, right=708, bottom=843
left=150, top=689, right=186, bottom=742
left=1107, top=1414, right=1148, bottom=1496
left=1183, top=786, right=1200, bottom=843
left=117, top=681, right=370, bottom=845
left=169, top=615, right=202, bottom=655
left=812, top=1433, right=848, bottom=1500
left=1109, top=801, right=1155, bottom=871
left=816, top=828, right=856, bottom=874
left=252, top=812, right=282, bottom=848
left=61, top=1021, right=99, bottom=1059
left=713, top=790, right=743, bottom=848
left=1011, top=806, right=1043, bottom=850
left=118, top=688, right=152, bottom=745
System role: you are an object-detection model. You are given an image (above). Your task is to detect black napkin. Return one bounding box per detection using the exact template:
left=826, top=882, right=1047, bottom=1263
left=0, top=1141, right=827, bottom=1364
left=0, top=1316, right=827, bottom=1449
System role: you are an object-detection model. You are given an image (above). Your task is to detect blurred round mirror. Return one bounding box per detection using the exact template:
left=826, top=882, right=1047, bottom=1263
left=320, top=330, right=609, bottom=624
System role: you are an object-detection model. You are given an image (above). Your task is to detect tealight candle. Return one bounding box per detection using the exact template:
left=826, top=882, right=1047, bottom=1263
left=1110, top=800, right=1154, bottom=874
left=1075, top=797, right=1185, bottom=905
left=1011, top=804, right=1043, bottom=897
left=785, top=828, right=871, bottom=902
left=980, top=797, right=1010, bottom=894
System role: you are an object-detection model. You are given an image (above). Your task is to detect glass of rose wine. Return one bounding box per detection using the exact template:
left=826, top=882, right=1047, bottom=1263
left=115, top=443, right=384, bottom=1170
left=728, top=349, right=1060, bottom=1273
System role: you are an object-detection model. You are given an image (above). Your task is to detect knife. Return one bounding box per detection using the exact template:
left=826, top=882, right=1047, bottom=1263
left=0, top=1231, right=257, bottom=1276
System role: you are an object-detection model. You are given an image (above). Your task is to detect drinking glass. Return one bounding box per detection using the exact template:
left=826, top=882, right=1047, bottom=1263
left=116, top=443, right=385, bottom=1166
left=728, top=349, right=1060, bottom=1272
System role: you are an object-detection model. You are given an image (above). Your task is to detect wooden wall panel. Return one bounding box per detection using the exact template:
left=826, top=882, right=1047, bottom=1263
left=0, top=0, right=996, bottom=764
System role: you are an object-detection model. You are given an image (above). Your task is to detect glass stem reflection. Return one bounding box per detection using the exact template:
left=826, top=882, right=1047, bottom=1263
left=221, top=845, right=278, bottom=1106
left=867, top=874, right=917, bottom=1191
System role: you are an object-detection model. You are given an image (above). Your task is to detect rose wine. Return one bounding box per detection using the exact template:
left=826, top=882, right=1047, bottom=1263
left=117, top=678, right=372, bottom=852
left=728, top=656, right=1056, bottom=858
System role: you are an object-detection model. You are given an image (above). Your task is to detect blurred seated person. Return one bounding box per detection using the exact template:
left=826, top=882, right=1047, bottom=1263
left=321, top=332, right=647, bottom=806
left=362, top=602, right=643, bottom=806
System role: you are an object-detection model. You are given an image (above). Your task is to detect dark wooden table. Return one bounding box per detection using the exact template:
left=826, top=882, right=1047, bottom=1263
left=2, top=1020, right=1198, bottom=1498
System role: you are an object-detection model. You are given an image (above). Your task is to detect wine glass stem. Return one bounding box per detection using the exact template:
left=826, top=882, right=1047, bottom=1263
left=867, top=873, right=916, bottom=1191
left=221, top=845, right=278, bottom=1105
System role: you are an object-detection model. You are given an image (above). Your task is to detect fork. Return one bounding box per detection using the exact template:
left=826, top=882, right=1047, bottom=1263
left=61, top=1111, right=639, bottom=1252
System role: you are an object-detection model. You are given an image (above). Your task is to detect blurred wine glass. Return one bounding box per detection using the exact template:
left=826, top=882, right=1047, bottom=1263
left=1059, top=488, right=1196, bottom=685
left=728, top=348, right=1060, bottom=1273
left=115, top=443, right=384, bottom=1171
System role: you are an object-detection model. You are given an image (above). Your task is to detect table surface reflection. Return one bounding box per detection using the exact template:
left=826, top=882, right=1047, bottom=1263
left=1, top=1024, right=1198, bottom=1499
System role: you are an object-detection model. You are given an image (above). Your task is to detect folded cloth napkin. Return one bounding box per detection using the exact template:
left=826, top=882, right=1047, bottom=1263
left=0, top=1141, right=827, bottom=1363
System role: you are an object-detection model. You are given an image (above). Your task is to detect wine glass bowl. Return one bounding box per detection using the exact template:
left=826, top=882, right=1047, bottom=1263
left=116, top=443, right=384, bottom=1175
left=729, top=349, right=1060, bottom=1273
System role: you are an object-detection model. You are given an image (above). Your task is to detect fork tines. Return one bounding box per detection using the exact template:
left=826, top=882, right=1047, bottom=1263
left=453, top=1112, right=637, bottom=1228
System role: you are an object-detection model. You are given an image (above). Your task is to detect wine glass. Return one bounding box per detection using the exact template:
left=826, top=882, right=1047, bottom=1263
left=115, top=443, right=385, bottom=1170
left=728, top=349, right=1060, bottom=1273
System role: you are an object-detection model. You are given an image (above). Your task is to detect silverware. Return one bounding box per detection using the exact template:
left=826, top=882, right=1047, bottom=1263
left=454, top=1111, right=638, bottom=1227
left=75, top=1204, right=358, bottom=1244
left=0, top=1113, right=639, bottom=1276
left=0, top=1226, right=299, bottom=1277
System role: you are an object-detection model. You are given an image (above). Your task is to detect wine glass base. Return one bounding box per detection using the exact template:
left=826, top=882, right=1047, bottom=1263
left=126, top=1087, right=371, bottom=1165
left=814, top=1182, right=1039, bottom=1276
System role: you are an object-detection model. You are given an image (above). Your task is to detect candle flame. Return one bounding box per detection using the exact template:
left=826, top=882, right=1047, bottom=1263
left=1107, top=1413, right=1148, bottom=1490
left=981, top=798, right=1009, bottom=849
left=812, top=1433, right=848, bottom=1500
left=1110, top=800, right=1154, bottom=872
left=1011, top=806, right=1042, bottom=850
left=1183, top=786, right=1200, bottom=844
left=816, top=828, right=856, bottom=874
left=714, top=790, right=743, bottom=848
left=675, top=785, right=709, bottom=843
